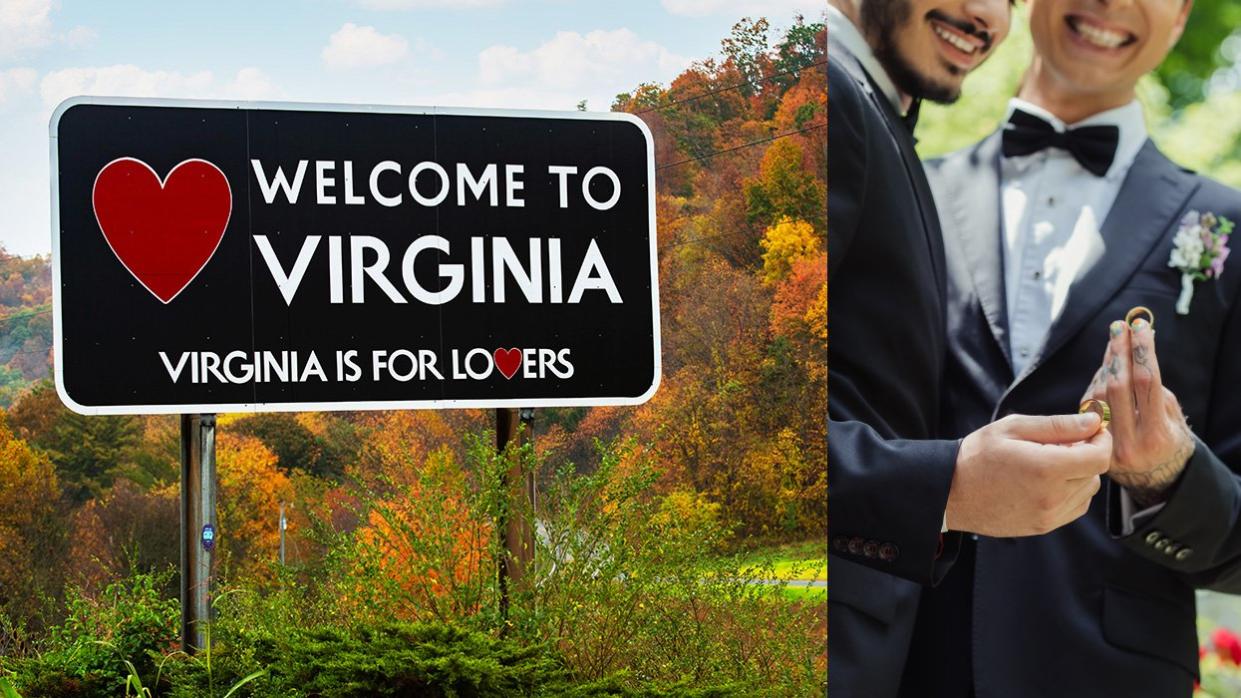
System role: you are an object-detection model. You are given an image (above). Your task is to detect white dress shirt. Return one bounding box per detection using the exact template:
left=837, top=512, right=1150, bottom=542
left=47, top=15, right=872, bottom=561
left=1001, top=98, right=1148, bottom=378
left=999, top=98, right=1163, bottom=524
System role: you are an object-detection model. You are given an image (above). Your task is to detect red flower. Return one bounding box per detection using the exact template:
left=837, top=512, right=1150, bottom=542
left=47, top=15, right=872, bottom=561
left=1212, top=627, right=1241, bottom=665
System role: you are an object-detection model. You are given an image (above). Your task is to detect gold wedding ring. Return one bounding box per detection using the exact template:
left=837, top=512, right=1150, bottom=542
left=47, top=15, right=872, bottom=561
left=1125, top=306, right=1155, bottom=330
left=1080, top=399, right=1111, bottom=431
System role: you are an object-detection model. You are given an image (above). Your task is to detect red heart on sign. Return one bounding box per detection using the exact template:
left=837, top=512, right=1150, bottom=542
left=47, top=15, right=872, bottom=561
left=92, top=157, right=232, bottom=303
left=494, top=348, right=522, bottom=380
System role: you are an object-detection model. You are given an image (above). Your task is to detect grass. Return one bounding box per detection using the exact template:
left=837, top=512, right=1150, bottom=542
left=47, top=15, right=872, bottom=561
left=736, top=539, right=826, bottom=582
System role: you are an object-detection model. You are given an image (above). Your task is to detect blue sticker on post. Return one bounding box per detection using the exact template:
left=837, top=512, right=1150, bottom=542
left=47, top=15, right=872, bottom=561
left=201, top=524, right=215, bottom=552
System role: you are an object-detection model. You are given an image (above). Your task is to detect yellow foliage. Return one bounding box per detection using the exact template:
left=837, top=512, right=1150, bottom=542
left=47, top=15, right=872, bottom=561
left=0, top=414, right=61, bottom=617
left=760, top=218, right=821, bottom=285
left=215, top=433, right=294, bottom=581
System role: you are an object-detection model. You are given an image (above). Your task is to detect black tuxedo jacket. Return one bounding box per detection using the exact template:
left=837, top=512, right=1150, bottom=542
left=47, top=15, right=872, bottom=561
left=921, top=131, right=1241, bottom=697
left=827, top=39, right=963, bottom=697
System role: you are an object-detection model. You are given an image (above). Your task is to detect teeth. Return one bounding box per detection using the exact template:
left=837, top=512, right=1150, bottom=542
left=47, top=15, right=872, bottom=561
left=933, top=23, right=977, bottom=54
left=1072, top=19, right=1128, bottom=49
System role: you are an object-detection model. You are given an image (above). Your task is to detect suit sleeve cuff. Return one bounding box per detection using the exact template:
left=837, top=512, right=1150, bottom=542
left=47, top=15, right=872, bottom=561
left=1115, top=487, right=1167, bottom=537
left=1109, top=437, right=1222, bottom=570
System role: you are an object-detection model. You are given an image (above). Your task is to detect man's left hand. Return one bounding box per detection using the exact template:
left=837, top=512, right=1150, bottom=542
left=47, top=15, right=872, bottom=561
left=1081, top=315, right=1195, bottom=508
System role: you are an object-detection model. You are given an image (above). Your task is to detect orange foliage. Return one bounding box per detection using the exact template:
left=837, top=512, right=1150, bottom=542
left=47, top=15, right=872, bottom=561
left=351, top=448, right=493, bottom=621
left=770, top=252, right=827, bottom=343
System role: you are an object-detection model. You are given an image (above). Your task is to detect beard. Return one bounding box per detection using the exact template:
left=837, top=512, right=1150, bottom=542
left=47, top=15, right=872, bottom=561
left=860, top=0, right=963, bottom=105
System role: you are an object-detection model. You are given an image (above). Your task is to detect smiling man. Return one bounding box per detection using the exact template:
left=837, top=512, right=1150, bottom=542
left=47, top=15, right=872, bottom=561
left=922, top=0, right=1241, bottom=695
left=827, top=1, right=1118, bottom=696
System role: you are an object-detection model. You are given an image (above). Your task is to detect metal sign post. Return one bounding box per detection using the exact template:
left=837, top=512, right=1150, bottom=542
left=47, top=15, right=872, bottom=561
left=179, top=414, right=217, bottom=653
left=497, top=407, right=535, bottom=625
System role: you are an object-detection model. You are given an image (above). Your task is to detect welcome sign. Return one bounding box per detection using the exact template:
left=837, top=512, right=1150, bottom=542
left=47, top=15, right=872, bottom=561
left=51, top=97, right=660, bottom=414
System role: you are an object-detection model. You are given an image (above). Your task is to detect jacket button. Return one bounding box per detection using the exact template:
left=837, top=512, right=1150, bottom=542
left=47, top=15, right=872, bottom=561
left=879, top=543, right=899, bottom=562
left=863, top=540, right=879, bottom=558
left=1175, top=548, right=1193, bottom=561
left=1145, top=530, right=1162, bottom=546
left=832, top=536, right=849, bottom=553
left=1154, top=538, right=1171, bottom=551
left=848, top=537, right=864, bottom=555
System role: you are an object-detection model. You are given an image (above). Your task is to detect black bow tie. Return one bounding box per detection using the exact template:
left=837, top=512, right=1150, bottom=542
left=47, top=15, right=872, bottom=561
left=1001, top=108, right=1120, bottom=177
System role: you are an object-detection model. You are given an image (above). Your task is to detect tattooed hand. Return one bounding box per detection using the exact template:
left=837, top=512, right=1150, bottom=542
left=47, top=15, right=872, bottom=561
left=1081, top=317, right=1195, bottom=508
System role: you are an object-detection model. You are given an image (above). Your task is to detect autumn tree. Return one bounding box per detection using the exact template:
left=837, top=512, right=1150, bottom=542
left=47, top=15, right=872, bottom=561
left=760, top=218, right=821, bottom=285
left=215, top=433, right=294, bottom=581
left=0, top=413, right=66, bottom=625
left=744, top=138, right=824, bottom=232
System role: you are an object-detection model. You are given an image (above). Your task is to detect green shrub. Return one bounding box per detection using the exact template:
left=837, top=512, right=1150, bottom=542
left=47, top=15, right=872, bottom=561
left=1, top=569, right=179, bottom=696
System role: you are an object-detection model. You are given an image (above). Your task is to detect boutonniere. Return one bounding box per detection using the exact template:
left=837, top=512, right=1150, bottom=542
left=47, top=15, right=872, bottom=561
left=1168, top=210, right=1234, bottom=315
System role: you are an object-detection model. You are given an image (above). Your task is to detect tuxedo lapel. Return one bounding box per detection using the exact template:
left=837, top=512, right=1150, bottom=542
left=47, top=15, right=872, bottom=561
left=941, top=132, right=1010, bottom=369
left=1020, top=141, right=1199, bottom=382
left=829, top=37, right=946, bottom=290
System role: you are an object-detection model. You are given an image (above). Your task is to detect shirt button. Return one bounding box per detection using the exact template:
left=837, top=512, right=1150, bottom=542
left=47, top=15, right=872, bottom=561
left=1032, top=270, right=1042, bottom=280
left=1020, top=347, right=1031, bottom=358
left=1047, top=196, right=1056, bottom=207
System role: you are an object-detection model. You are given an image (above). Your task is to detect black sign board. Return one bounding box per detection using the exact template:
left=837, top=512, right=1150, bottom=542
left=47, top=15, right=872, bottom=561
left=51, top=98, right=659, bottom=414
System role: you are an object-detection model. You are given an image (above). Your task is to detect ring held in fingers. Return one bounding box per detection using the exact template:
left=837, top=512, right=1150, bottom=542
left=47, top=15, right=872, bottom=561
left=1080, top=399, right=1111, bottom=431
left=1125, top=306, right=1155, bottom=331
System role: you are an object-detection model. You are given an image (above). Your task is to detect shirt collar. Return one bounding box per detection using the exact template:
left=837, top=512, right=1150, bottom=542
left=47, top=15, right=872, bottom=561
left=827, top=4, right=905, bottom=115
left=1005, top=98, right=1148, bottom=180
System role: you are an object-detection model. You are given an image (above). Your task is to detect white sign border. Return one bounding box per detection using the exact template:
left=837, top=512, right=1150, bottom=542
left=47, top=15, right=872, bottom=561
left=50, top=95, right=661, bottom=416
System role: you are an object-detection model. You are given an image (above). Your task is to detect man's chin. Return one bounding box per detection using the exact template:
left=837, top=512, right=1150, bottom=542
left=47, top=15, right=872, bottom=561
left=922, top=83, right=963, bottom=105
left=896, top=70, right=963, bottom=105
left=879, top=48, right=964, bottom=105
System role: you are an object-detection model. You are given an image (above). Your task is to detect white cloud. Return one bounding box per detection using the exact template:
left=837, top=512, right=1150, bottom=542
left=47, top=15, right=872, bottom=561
left=39, top=65, right=280, bottom=109
left=226, top=67, right=279, bottom=100
left=479, top=29, right=690, bottom=90
left=661, top=0, right=826, bottom=18
left=322, top=22, right=409, bottom=69
left=0, top=0, right=53, bottom=58
left=61, top=25, right=98, bottom=48
left=355, top=0, right=504, bottom=9
left=0, top=67, right=36, bottom=105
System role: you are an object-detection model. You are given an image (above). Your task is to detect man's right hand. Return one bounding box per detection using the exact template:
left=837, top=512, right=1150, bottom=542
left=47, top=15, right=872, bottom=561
left=945, top=413, right=1112, bottom=537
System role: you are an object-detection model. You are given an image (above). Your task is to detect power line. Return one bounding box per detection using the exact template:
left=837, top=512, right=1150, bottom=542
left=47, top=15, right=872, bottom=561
left=656, top=121, right=824, bottom=171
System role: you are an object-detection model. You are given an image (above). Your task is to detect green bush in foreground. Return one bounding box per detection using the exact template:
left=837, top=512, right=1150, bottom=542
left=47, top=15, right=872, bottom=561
left=3, top=617, right=758, bottom=697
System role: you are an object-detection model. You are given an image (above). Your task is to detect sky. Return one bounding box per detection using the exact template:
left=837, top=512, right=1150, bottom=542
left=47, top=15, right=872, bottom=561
left=0, top=0, right=826, bottom=258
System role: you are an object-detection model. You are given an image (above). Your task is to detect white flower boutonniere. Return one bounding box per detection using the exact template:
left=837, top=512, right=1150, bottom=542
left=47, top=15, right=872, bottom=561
left=1168, top=210, right=1234, bottom=315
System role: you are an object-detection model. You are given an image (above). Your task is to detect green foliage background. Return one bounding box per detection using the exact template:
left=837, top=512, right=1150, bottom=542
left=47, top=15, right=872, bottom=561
left=916, top=9, right=1241, bottom=190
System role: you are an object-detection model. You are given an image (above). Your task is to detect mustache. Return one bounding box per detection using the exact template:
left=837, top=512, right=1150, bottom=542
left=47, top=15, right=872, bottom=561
left=926, top=9, right=994, bottom=53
